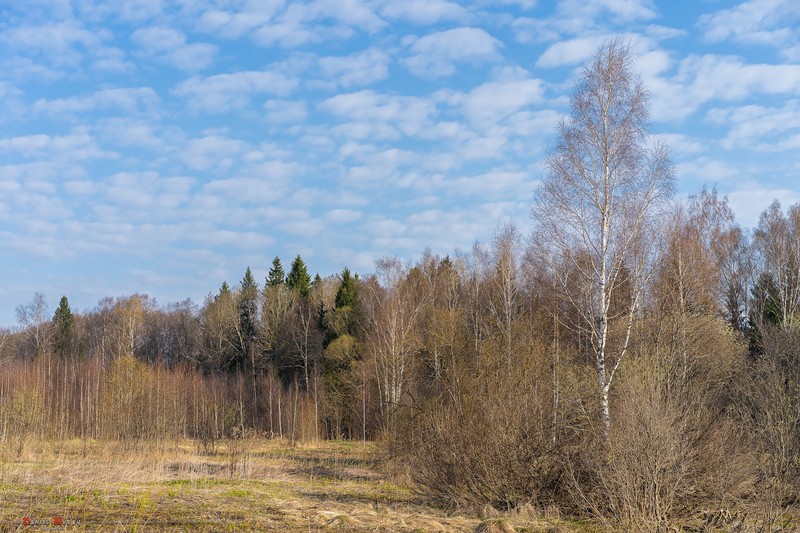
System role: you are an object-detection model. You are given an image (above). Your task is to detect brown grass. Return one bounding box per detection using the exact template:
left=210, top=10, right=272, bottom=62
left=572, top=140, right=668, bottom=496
left=0, top=438, right=571, bottom=532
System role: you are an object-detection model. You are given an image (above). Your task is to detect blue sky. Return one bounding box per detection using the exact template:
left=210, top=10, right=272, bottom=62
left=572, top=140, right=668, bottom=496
left=1, top=0, right=799, bottom=325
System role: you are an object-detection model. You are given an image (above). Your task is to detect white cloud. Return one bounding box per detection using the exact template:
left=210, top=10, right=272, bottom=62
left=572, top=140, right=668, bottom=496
left=1, top=21, right=101, bottom=62
left=402, top=27, right=503, bottom=78
left=512, top=0, right=658, bottom=44
left=76, top=0, right=164, bottom=22
left=324, top=208, right=362, bottom=223
left=451, top=78, right=545, bottom=125
left=0, top=57, right=63, bottom=82
left=32, top=87, right=160, bottom=116
left=727, top=183, right=800, bottom=228
left=0, top=131, right=116, bottom=160
left=91, top=46, right=135, bottom=72
left=190, top=230, right=274, bottom=249
left=63, top=180, right=96, bottom=195
left=174, top=70, right=298, bottom=112
left=196, top=2, right=285, bottom=38
left=699, top=0, right=800, bottom=61
left=250, top=0, right=383, bottom=47
left=321, top=90, right=438, bottom=139
left=340, top=147, right=416, bottom=184
left=378, top=0, right=468, bottom=25
left=536, top=32, right=660, bottom=68
left=488, top=0, right=537, bottom=9
left=98, top=172, right=195, bottom=214
left=676, top=157, right=739, bottom=184
left=450, top=170, right=529, bottom=197
left=264, top=99, right=308, bottom=124
left=181, top=136, right=247, bottom=171
left=307, top=0, right=385, bottom=32
left=587, top=0, right=658, bottom=22
left=91, top=118, right=168, bottom=150
left=553, top=0, right=657, bottom=25
left=649, top=55, right=800, bottom=121
left=536, top=35, right=607, bottom=68
left=511, top=17, right=564, bottom=44
left=317, top=48, right=390, bottom=88
left=682, top=55, right=800, bottom=100
left=115, top=0, right=163, bottom=21
left=203, top=177, right=283, bottom=204
left=0, top=134, right=57, bottom=156
left=252, top=20, right=346, bottom=48
left=706, top=100, right=800, bottom=151
left=652, top=133, right=706, bottom=156
left=131, top=26, right=217, bottom=71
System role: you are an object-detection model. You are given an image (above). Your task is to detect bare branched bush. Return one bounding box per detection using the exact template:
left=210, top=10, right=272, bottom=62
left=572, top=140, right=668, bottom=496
left=3, top=383, right=46, bottom=455
left=592, top=356, right=695, bottom=529
left=569, top=316, right=748, bottom=529
left=393, top=346, right=577, bottom=511
left=734, top=326, right=800, bottom=528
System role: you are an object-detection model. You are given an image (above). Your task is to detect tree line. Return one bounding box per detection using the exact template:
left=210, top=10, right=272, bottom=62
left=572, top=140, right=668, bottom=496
left=2, top=39, right=799, bottom=528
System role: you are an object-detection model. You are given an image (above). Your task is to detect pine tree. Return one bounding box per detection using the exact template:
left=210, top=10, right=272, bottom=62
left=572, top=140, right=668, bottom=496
left=287, top=255, right=311, bottom=298
left=267, top=256, right=286, bottom=286
left=52, top=295, right=74, bottom=358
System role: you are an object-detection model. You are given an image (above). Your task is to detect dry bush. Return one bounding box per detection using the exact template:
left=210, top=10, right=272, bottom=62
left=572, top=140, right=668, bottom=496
left=568, top=316, right=749, bottom=529
left=1, top=383, right=46, bottom=455
left=591, top=356, right=695, bottom=529
left=392, top=347, right=579, bottom=512
left=733, top=325, right=800, bottom=527
left=102, top=354, right=150, bottom=442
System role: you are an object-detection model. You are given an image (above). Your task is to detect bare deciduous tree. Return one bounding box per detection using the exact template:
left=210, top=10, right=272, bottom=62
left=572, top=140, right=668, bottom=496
left=16, top=292, right=50, bottom=357
left=532, top=38, right=675, bottom=435
left=366, top=257, right=426, bottom=433
left=754, top=200, right=800, bottom=327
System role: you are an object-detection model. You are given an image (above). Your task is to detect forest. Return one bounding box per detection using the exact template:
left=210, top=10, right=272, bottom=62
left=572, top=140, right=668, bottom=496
left=2, top=40, right=800, bottom=530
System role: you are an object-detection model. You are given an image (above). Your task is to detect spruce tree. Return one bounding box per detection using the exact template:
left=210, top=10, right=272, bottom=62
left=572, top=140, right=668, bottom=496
left=287, top=255, right=311, bottom=298
left=238, top=267, right=259, bottom=367
left=52, top=295, right=74, bottom=358
left=267, top=256, right=286, bottom=286
left=218, top=281, right=231, bottom=299
left=335, top=267, right=356, bottom=309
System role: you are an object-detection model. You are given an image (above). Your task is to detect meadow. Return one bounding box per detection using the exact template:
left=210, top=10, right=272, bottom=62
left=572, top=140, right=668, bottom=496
left=0, top=438, right=567, bottom=532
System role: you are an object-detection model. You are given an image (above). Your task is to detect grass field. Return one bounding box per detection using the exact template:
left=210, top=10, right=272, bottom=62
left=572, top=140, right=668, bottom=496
left=0, top=438, right=572, bottom=532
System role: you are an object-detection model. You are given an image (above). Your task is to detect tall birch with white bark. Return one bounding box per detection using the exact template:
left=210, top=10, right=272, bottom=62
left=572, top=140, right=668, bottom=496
left=532, top=38, right=675, bottom=436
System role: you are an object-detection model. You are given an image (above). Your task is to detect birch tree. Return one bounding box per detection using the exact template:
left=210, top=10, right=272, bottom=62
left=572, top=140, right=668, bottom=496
left=532, top=38, right=674, bottom=435
left=366, top=257, right=426, bottom=433
left=754, top=200, right=800, bottom=328
left=15, top=292, right=50, bottom=358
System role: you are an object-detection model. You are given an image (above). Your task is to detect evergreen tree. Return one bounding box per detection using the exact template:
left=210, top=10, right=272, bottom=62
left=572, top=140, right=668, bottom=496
left=267, top=256, right=286, bottom=286
left=335, top=267, right=357, bottom=309
left=287, top=255, right=311, bottom=298
left=52, top=295, right=74, bottom=358
left=748, top=271, right=783, bottom=356
left=241, top=267, right=257, bottom=293
left=322, top=268, right=363, bottom=438
left=218, top=281, right=231, bottom=300
left=238, top=267, right=259, bottom=367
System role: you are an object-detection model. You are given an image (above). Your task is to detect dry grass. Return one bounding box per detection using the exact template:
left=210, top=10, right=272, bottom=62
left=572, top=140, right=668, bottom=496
left=0, top=438, right=573, bottom=532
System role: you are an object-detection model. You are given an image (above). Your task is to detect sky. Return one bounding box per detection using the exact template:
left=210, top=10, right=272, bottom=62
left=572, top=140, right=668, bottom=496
left=1, top=0, right=799, bottom=325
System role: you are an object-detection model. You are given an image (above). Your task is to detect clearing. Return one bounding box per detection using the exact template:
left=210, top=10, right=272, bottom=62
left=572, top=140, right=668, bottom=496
left=0, top=438, right=572, bottom=531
